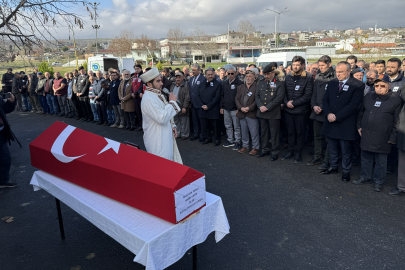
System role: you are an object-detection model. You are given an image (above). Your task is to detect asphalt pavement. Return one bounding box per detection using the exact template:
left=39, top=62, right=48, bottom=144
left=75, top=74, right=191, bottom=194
left=1, top=110, right=405, bottom=270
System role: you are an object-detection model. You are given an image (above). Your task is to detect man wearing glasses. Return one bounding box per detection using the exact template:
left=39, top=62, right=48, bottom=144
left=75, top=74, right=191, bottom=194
left=321, top=61, right=364, bottom=183
left=355, top=74, right=402, bottom=192
left=365, top=70, right=378, bottom=96
left=220, top=66, right=244, bottom=150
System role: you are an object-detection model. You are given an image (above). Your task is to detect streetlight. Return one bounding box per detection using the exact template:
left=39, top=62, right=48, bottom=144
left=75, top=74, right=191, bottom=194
left=90, top=2, right=100, bottom=55
left=267, top=7, right=290, bottom=49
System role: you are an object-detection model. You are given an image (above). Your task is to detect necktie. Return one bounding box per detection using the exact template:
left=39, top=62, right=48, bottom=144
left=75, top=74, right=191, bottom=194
left=193, top=77, right=197, bottom=86
left=339, top=82, right=343, bottom=92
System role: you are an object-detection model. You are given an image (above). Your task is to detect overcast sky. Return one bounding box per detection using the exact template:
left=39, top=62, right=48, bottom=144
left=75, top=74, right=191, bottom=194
left=52, top=0, right=404, bottom=40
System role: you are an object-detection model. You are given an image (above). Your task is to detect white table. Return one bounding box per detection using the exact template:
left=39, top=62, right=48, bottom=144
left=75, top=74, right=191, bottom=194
left=30, top=171, right=230, bottom=270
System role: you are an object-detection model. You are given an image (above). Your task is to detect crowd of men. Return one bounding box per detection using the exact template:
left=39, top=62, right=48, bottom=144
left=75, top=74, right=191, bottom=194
left=2, top=55, right=405, bottom=196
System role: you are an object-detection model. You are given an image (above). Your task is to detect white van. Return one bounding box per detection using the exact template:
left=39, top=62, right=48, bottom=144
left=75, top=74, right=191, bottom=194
left=87, top=55, right=135, bottom=74
left=256, top=52, right=307, bottom=69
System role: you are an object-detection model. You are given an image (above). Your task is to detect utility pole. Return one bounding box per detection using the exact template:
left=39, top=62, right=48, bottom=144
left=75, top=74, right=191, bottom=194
left=267, top=7, right=290, bottom=49
left=91, top=2, right=100, bottom=55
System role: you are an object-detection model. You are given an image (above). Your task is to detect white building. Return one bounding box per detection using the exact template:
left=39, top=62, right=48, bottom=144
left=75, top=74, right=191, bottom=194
left=211, top=31, right=245, bottom=45
left=299, top=32, right=310, bottom=42
left=316, top=38, right=340, bottom=47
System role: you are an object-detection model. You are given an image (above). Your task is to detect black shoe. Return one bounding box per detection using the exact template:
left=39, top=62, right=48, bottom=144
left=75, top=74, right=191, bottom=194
left=124, top=126, right=130, bottom=130
left=270, top=155, right=278, bottom=161
left=202, top=139, right=212, bottom=144
left=0, top=182, right=19, bottom=188
left=282, top=151, right=294, bottom=160
left=198, top=137, right=205, bottom=142
left=135, top=126, right=143, bottom=131
left=80, top=118, right=87, bottom=122
left=223, top=141, right=235, bottom=147
left=59, top=113, right=65, bottom=117
left=190, top=136, right=198, bottom=141
left=321, top=167, right=339, bottom=174
left=341, top=173, right=351, bottom=182
left=294, top=153, right=302, bottom=163
left=318, top=162, right=330, bottom=171
left=307, top=158, right=321, bottom=166
left=373, top=183, right=383, bottom=192
left=65, top=114, right=70, bottom=118
left=91, top=120, right=97, bottom=123
left=130, top=127, right=136, bottom=131
left=96, top=121, right=103, bottom=125
left=388, top=188, right=405, bottom=196
left=103, top=122, right=109, bottom=126
left=352, top=178, right=372, bottom=185
left=74, top=117, right=81, bottom=120
left=214, top=140, right=220, bottom=146
left=257, top=152, right=270, bottom=158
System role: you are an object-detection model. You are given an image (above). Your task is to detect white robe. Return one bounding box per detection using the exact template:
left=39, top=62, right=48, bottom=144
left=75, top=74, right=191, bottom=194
left=141, top=90, right=182, bottom=163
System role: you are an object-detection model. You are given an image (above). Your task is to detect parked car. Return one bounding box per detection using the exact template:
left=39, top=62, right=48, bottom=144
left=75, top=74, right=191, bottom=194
left=52, top=62, right=62, bottom=67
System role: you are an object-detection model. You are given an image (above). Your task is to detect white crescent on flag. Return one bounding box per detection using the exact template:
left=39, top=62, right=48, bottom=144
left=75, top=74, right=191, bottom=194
left=51, top=125, right=120, bottom=163
left=51, top=125, right=86, bottom=163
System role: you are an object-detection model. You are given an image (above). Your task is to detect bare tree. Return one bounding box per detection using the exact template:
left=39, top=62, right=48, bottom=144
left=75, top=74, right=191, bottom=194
left=238, top=20, right=255, bottom=46
left=0, top=0, right=90, bottom=62
left=167, top=27, right=185, bottom=58
left=133, top=34, right=159, bottom=63
left=190, top=28, right=218, bottom=64
left=108, top=30, right=135, bottom=57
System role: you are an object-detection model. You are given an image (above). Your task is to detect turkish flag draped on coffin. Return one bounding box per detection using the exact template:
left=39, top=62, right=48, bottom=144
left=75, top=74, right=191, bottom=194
left=29, top=121, right=206, bottom=224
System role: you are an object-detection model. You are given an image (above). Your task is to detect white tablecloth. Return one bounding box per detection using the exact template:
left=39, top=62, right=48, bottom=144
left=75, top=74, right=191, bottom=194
left=30, top=171, right=230, bottom=270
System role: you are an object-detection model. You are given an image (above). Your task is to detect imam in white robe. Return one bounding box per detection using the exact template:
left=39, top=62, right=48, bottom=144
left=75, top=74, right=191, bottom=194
left=141, top=90, right=181, bottom=162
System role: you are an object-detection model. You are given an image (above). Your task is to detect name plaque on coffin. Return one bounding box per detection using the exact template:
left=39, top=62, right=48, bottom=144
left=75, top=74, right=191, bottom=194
left=29, top=121, right=206, bottom=224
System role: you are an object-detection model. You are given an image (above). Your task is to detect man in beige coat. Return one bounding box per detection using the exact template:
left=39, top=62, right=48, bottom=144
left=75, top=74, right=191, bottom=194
left=118, top=70, right=136, bottom=130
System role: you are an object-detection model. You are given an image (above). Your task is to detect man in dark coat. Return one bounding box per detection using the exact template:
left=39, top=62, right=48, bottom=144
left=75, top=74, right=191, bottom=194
left=235, top=70, right=259, bottom=155
left=321, top=61, right=365, bottom=182
left=76, top=66, right=93, bottom=122
left=189, top=63, right=206, bottom=141
left=220, top=65, right=244, bottom=149
left=19, top=71, right=30, bottom=111
left=197, top=67, right=221, bottom=146
left=28, top=73, right=42, bottom=113
left=11, top=72, right=22, bottom=111
left=1, top=68, right=14, bottom=93
left=282, top=55, right=314, bottom=163
left=0, top=93, right=18, bottom=188
left=389, top=84, right=405, bottom=195
left=109, top=71, right=124, bottom=128
left=308, top=55, right=336, bottom=168
left=386, top=58, right=405, bottom=174
left=354, top=74, right=403, bottom=191
left=256, top=63, right=285, bottom=161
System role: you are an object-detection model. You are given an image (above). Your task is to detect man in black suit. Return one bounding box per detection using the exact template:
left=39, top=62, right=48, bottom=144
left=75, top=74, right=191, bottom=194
left=0, top=93, right=19, bottom=188
left=197, top=67, right=222, bottom=146
left=188, top=64, right=206, bottom=141
left=321, top=61, right=365, bottom=182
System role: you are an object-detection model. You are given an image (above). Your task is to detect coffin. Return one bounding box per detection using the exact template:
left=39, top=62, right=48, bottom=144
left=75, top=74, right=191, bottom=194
left=29, top=121, right=206, bottom=223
